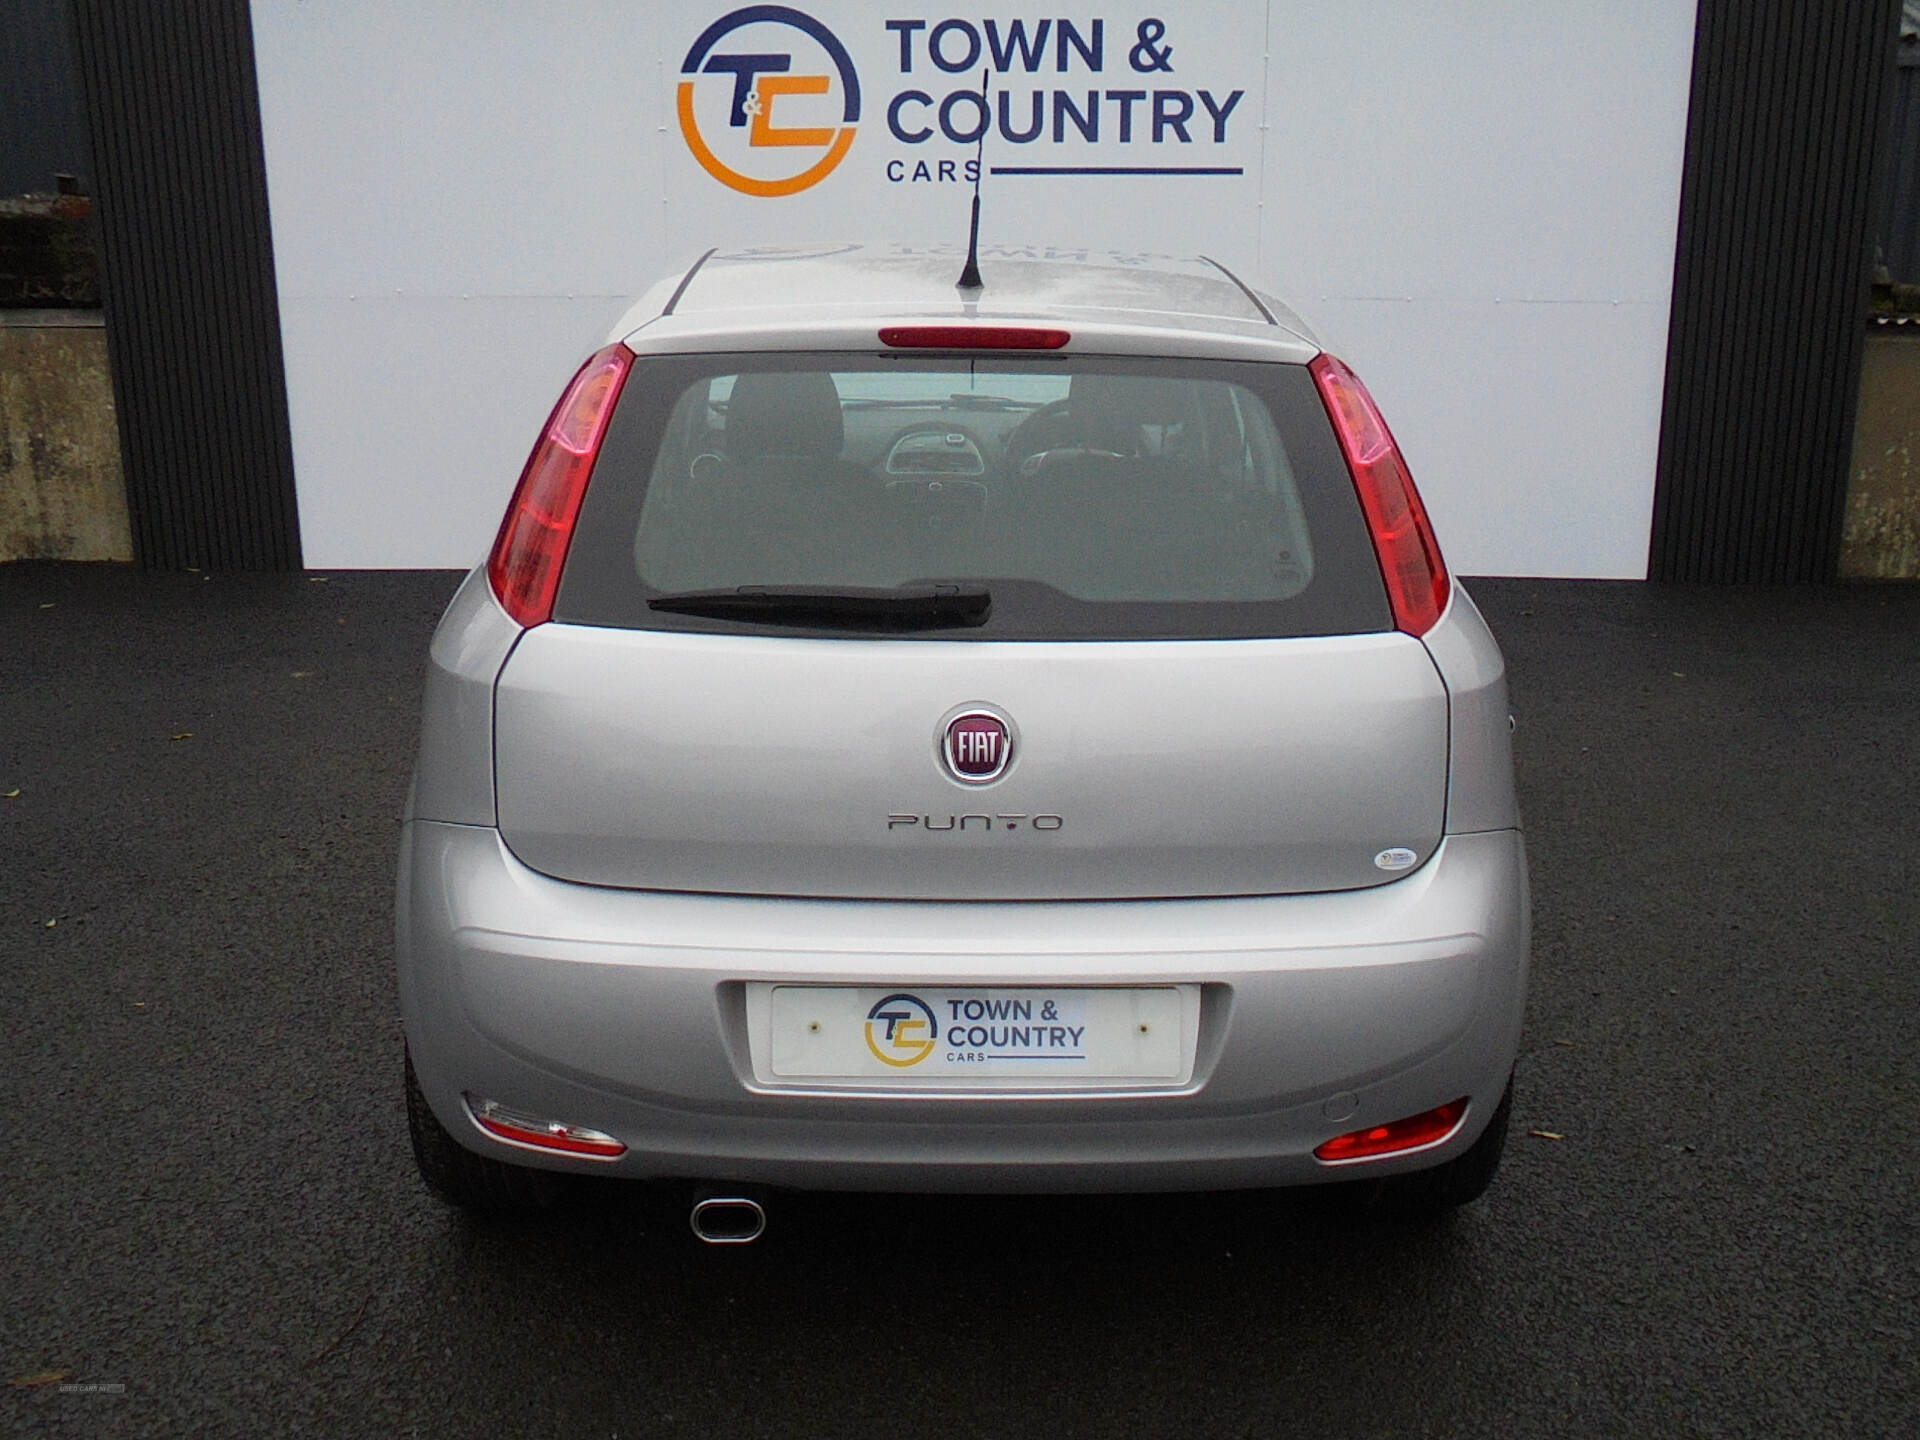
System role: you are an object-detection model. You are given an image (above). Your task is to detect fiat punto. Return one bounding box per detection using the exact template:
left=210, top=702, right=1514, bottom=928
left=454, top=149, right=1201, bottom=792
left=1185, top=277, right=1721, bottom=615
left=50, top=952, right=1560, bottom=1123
left=397, top=244, right=1528, bottom=1238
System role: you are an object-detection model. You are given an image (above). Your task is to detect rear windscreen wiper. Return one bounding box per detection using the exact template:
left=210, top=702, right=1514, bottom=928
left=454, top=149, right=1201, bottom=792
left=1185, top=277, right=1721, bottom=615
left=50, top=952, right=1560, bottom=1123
left=647, top=583, right=991, bottom=629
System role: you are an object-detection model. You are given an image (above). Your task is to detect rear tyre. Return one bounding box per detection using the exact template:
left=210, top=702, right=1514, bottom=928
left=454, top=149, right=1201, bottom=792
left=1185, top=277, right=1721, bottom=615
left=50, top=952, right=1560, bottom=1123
left=1334, top=1073, right=1515, bottom=1220
left=405, top=1045, right=563, bottom=1214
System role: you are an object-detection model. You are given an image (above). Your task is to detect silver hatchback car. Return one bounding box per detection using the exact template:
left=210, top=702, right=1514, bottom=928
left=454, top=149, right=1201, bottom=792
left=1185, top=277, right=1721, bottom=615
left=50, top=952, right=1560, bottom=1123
left=398, top=245, right=1528, bottom=1236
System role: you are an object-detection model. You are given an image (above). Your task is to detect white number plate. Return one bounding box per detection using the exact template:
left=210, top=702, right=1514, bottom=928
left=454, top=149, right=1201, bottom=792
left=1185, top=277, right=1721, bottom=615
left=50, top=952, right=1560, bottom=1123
left=753, top=985, right=1198, bottom=1088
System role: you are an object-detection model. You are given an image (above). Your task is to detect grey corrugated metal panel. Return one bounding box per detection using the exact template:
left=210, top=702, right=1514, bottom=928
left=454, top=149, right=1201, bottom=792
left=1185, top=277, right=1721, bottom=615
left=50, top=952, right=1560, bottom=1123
left=1770, top=4, right=1843, bottom=579
left=1717, top=0, right=1791, bottom=580
left=65, top=0, right=301, bottom=570
left=1757, top=7, right=1840, bottom=581
left=1659, top=0, right=1740, bottom=580
left=1816, top=4, right=1895, bottom=569
left=1651, top=0, right=1901, bottom=583
left=1812, top=0, right=1892, bottom=575
left=225, top=9, right=303, bottom=565
left=1801, top=3, right=1891, bottom=577
left=78, top=0, right=192, bottom=567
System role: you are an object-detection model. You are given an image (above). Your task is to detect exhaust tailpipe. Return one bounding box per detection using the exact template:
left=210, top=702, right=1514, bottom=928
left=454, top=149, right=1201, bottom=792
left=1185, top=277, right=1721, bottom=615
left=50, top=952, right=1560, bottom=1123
left=689, top=1193, right=766, bottom=1245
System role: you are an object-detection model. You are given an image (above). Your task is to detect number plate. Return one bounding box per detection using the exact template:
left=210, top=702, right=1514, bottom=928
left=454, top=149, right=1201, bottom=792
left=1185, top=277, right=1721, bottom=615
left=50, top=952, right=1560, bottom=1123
left=754, top=985, right=1197, bottom=1087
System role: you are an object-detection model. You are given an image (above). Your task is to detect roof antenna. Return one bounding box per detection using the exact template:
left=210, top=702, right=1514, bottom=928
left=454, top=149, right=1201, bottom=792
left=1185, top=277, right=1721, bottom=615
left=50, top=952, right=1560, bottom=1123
left=957, top=68, right=989, bottom=291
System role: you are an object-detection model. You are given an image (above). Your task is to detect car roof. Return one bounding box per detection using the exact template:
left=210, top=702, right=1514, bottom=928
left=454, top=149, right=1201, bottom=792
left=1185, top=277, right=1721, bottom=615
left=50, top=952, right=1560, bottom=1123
left=610, top=244, right=1324, bottom=363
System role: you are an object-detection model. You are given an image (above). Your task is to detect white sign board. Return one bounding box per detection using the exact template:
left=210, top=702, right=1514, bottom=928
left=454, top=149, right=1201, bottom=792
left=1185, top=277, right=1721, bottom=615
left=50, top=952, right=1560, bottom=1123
left=252, top=1, right=1698, bottom=577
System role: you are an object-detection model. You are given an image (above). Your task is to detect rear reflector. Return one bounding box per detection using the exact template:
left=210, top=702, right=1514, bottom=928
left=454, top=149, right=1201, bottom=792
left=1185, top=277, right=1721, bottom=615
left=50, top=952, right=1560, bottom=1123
left=879, top=325, right=1070, bottom=350
left=1314, top=1097, right=1469, bottom=1163
left=466, top=1095, right=626, bottom=1159
left=1309, top=353, right=1450, bottom=637
left=487, top=343, right=634, bottom=627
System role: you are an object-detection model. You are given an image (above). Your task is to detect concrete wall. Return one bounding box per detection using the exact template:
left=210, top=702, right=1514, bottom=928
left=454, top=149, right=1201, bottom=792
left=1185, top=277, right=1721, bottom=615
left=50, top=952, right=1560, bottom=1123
left=1844, top=325, right=1920, bottom=578
left=0, top=312, right=132, bottom=562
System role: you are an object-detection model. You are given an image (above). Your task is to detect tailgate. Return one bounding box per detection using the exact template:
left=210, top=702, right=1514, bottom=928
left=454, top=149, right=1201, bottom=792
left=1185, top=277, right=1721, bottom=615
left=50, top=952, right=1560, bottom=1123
left=493, top=626, right=1447, bottom=900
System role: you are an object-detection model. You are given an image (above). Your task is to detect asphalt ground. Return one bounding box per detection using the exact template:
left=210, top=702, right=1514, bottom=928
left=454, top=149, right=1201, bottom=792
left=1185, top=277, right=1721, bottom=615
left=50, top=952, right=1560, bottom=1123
left=2, top=564, right=1916, bottom=1439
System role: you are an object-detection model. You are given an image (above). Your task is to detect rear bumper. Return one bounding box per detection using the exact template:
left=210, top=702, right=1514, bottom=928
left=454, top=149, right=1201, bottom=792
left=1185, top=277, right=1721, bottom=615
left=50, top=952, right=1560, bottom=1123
left=398, top=822, right=1528, bottom=1193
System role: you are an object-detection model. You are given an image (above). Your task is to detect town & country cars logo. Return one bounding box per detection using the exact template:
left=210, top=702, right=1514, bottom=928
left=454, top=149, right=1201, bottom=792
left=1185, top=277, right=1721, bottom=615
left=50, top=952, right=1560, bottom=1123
left=864, top=993, right=938, bottom=1067
left=678, top=5, right=861, bottom=196
left=679, top=10, right=1251, bottom=197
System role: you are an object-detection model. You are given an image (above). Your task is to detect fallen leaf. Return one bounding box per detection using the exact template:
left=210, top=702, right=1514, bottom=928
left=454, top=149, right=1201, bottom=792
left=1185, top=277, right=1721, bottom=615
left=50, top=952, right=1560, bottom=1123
left=170, top=733, right=194, bottom=741
left=1672, top=672, right=1685, bottom=678
left=1529, top=1129, right=1565, bottom=1141
left=1552, top=1038, right=1575, bottom=1047
left=308, top=575, right=330, bottom=583
left=291, top=671, right=313, bottom=679
left=45, top=919, right=57, bottom=928
left=337, top=618, right=347, bottom=627
left=307, top=1289, right=374, bottom=1367
left=132, top=1001, right=146, bottom=1009
left=3, top=789, right=18, bottom=799
left=39, top=602, right=55, bottom=610
left=9, top=1370, right=73, bottom=1389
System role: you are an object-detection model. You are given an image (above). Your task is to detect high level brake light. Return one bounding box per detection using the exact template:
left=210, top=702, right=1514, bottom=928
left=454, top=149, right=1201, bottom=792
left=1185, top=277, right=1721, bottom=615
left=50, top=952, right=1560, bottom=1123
left=487, top=343, right=634, bottom=627
left=1309, top=353, right=1450, bottom=637
left=879, top=325, right=1070, bottom=350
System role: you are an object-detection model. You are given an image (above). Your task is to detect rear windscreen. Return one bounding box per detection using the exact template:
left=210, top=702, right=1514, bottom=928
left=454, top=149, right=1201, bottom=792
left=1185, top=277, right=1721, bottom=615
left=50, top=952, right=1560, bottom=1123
left=557, top=353, right=1391, bottom=639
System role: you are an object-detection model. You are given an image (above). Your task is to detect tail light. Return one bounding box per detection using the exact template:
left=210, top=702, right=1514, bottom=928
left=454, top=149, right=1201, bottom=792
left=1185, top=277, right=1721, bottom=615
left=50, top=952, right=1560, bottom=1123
left=1314, top=1097, right=1468, bottom=1162
left=1309, top=353, right=1450, bottom=636
left=487, top=344, right=634, bottom=627
left=466, top=1095, right=626, bottom=1159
